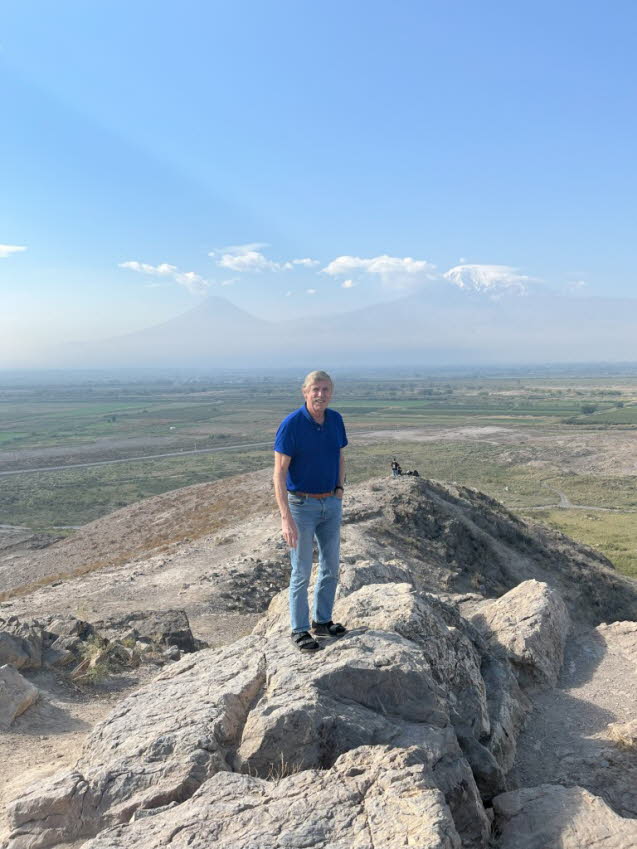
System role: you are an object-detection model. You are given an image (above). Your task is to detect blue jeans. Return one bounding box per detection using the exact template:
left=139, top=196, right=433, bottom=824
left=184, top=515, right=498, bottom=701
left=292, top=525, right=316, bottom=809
left=287, top=493, right=343, bottom=633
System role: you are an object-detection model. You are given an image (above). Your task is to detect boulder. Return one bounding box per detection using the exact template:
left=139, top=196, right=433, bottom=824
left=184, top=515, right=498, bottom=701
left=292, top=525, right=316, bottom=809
left=0, top=664, right=39, bottom=730
left=80, top=746, right=463, bottom=849
left=493, top=784, right=637, bottom=849
left=336, top=583, right=531, bottom=787
left=46, top=616, right=95, bottom=641
left=6, top=639, right=266, bottom=848
left=238, top=628, right=489, bottom=847
left=92, top=609, right=199, bottom=653
left=256, top=581, right=529, bottom=792
left=471, top=580, right=570, bottom=689
left=338, top=557, right=416, bottom=596
left=0, top=618, right=43, bottom=669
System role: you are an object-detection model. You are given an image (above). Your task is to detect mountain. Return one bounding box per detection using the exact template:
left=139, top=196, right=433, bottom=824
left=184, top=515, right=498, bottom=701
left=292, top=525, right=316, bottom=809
left=53, top=286, right=637, bottom=367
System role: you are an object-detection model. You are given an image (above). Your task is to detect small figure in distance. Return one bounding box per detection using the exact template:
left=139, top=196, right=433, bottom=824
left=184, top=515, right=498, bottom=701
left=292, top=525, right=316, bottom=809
left=391, top=458, right=402, bottom=477
left=404, top=469, right=420, bottom=477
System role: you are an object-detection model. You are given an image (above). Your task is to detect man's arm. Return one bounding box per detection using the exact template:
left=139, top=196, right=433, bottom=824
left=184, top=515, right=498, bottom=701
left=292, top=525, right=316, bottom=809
left=273, top=451, right=298, bottom=548
left=335, top=448, right=346, bottom=499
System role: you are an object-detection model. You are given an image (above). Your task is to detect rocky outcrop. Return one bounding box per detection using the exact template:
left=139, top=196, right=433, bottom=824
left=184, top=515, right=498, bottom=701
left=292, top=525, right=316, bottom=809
left=4, top=476, right=637, bottom=849
left=6, top=640, right=266, bottom=848
left=4, top=620, right=492, bottom=849
left=470, top=580, right=571, bottom=690
left=0, top=618, right=43, bottom=670
left=493, top=784, right=637, bottom=849
left=0, top=664, right=39, bottom=730
left=0, top=612, right=203, bottom=687
left=257, top=581, right=529, bottom=798
left=340, top=477, right=637, bottom=625
left=91, top=609, right=205, bottom=653
left=6, top=571, right=564, bottom=849
left=81, top=746, right=463, bottom=849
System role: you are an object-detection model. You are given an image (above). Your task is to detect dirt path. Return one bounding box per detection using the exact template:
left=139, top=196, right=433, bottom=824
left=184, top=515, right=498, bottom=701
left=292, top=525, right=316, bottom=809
left=0, top=440, right=275, bottom=476
left=507, top=622, right=637, bottom=818
left=527, top=480, right=635, bottom=512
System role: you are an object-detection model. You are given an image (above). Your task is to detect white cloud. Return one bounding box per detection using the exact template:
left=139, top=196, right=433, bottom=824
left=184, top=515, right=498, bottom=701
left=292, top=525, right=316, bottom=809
left=291, top=258, right=320, bottom=268
left=443, top=264, right=532, bottom=296
left=220, top=278, right=236, bottom=287
left=341, top=279, right=356, bottom=289
left=218, top=249, right=281, bottom=272
left=119, top=261, right=177, bottom=275
left=210, top=243, right=319, bottom=273
left=209, top=242, right=269, bottom=257
left=119, top=260, right=211, bottom=294
left=306, top=288, right=317, bottom=295
left=322, top=254, right=437, bottom=290
left=285, top=290, right=293, bottom=297
left=0, top=244, right=27, bottom=258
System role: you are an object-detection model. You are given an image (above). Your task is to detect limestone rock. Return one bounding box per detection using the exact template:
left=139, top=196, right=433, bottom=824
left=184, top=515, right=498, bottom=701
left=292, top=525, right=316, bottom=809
left=92, top=609, right=199, bottom=652
left=598, top=619, right=637, bottom=659
left=0, top=664, right=39, bottom=730
left=81, top=746, right=462, bottom=849
left=0, top=618, right=43, bottom=669
left=338, top=557, right=416, bottom=595
left=493, top=784, right=637, bottom=849
left=6, top=639, right=266, bottom=848
left=6, top=627, right=489, bottom=849
left=471, top=580, right=571, bottom=689
left=336, top=583, right=531, bottom=790
left=238, top=629, right=489, bottom=848
left=46, top=616, right=95, bottom=641
left=256, top=581, right=529, bottom=790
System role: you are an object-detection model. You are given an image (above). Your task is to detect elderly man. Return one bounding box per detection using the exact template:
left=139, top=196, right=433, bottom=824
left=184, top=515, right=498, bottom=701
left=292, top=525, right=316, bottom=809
left=273, top=370, right=348, bottom=652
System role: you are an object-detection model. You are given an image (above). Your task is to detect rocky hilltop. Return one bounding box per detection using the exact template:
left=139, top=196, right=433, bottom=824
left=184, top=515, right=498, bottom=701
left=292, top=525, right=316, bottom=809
left=2, top=475, right=637, bottom=849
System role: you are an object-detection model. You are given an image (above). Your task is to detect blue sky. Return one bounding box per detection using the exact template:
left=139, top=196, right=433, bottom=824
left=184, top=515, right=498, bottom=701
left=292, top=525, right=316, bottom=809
left=1, top=0, right=636, bottom=364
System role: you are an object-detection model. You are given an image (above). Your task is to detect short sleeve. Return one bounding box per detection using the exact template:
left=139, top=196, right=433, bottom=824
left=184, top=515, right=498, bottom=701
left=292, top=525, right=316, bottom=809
left=274, top=417, right=296, bottom=457
left=338, top=413, right=348, bottom=448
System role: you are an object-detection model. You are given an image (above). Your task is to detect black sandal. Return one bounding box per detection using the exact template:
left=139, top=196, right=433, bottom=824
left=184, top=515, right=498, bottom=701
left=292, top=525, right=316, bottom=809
left=291, top=631, right=320, bottom=652
left=312, top=620, right=347, bottom=637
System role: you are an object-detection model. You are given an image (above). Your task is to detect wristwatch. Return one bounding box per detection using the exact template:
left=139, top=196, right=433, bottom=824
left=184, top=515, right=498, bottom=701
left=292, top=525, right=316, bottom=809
left=334, top=485, right=344, bottom=492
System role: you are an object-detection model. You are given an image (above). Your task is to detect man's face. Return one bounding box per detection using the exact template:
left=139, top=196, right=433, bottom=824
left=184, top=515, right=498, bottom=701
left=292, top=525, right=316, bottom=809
left=302, top=380, right=333, bottom=416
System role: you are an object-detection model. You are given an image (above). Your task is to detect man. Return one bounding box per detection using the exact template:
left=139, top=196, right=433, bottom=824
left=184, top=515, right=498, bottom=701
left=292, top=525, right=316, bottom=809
left=273, top=370, right=348, bottom=652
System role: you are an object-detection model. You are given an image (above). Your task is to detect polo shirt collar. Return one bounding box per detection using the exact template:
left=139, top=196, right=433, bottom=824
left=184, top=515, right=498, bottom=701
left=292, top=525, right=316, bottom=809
left=300, top=403, right=327, bottom=424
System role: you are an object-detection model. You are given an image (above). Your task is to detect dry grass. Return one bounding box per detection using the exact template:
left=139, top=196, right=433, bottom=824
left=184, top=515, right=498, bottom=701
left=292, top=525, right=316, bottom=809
left=606, top=720, right=637, bottom=750
left=1, top=470, right=274, bottom=600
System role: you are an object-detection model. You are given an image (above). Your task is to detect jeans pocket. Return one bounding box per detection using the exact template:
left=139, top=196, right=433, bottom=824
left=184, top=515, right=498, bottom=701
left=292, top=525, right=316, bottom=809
left=288, top=494, right=307, bottom=505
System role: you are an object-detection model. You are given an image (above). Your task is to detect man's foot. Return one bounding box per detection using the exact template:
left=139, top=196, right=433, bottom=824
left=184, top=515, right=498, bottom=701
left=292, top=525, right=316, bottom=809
left=291, top=631, right=320, bottom=652
left=312, top=620, right=347, bottom=637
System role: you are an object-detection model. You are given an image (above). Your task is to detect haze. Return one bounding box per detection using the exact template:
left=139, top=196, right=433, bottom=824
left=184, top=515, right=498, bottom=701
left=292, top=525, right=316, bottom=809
left=2, top=2, right=636, bottom=367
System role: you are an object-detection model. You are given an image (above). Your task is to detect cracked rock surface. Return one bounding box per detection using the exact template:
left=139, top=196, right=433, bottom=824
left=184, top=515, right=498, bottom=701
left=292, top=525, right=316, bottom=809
left=3, top=475, right=637, bottom=849
left=82, top=746, right=463, bottom=849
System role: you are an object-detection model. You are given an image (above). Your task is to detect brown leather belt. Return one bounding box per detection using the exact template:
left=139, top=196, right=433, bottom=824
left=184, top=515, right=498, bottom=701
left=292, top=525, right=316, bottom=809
left=288, top=491, right=334, bottom=499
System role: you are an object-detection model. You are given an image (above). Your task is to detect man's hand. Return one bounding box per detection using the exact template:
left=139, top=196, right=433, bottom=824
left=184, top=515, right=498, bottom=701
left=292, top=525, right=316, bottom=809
left=281, top=514, right=298, bottom=548
left=334, top=488, right=344, bottom=500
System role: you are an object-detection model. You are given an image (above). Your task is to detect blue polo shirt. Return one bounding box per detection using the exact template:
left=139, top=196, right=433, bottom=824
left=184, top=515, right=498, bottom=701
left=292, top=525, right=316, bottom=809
left=274, top=404, right=348, bottom=493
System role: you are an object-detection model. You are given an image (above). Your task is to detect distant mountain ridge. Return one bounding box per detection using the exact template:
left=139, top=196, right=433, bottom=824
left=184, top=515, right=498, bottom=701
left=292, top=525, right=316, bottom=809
left=54, top=285, right=637, bottom=367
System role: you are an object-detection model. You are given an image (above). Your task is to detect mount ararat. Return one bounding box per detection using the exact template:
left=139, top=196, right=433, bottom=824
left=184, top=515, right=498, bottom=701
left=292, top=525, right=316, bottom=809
left=57, top=284, right=637, bottom=368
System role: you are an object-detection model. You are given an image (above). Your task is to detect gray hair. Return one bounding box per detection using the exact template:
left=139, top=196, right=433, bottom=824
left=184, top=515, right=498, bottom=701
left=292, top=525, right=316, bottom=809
left=302, top=370, right=333, bottom=389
